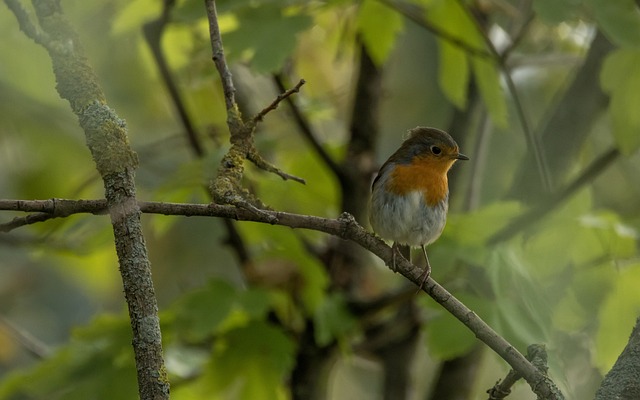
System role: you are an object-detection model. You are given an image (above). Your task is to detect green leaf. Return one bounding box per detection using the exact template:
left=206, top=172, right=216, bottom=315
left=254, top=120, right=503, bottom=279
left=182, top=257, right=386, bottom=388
left=486, top=247, right=552, bottom=346
left=423, top=293, right=491, bottom=359
left=314, top=293, right=357, bottom=346
left=553, top=266, right=615, bottom=332
left=356, top=0, right=404, bottom=65
left=0, top=315, right=137, bottom=400
left=169, top=280, right=271, bottom=342
left=223, top=4, right=312, bottom=72
left=600, top=49, right=640, bottom=154
left=237, top=222, right=329, bottom=313
left=437, top=39, right=469, bottom=108
left=423, top=0, right=485, bottom=51
left=533, top=0, right=580, bottom=24
left=595, top=263, right=640, bottom=372
left=171, top=280, right=236, bottom=342
left=447, top=201, right=523, bottom=246
left=587, top=0, right=640, bottom=48
left=182, top=321, right=295, bottom=400
left=472, top=56, right=508, bottom=127
left=111, top=0, right=161, bottom=35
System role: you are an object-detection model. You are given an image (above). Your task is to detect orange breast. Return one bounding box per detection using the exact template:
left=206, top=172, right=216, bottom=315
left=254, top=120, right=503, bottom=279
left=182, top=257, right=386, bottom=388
left=385, top=158, right=450, bottom=206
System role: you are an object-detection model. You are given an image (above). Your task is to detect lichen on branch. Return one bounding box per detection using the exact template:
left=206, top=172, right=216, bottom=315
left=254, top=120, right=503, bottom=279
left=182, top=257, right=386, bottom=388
left=204, top=0, right=305, bottom=209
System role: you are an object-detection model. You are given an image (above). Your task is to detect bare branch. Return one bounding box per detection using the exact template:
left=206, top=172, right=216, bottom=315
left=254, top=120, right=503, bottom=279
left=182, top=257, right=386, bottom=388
left=0, top=197, right=564, bottom=399
left=4, top=0, right=49, bottom=46
left=487, top=344, right=549, bottom=399
left=252, top=78, right=306, bottom=124
left=6, top=1, right=169, bottom=398
left=204, top=0, right=305, bottom=197
left=143, top=0, right=204, bottom=157
left=0, top=316, right=51, bottom=359
left=272, top=74, right=343, bottom=179
left=204, top=0, right=237, bottom=116
left=246, top=145, right=306, bottom=184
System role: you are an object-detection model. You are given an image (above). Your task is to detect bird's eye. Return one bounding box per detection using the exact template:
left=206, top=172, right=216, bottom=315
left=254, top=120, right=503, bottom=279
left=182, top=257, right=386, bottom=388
left=430, top=145, right=442, bottom=155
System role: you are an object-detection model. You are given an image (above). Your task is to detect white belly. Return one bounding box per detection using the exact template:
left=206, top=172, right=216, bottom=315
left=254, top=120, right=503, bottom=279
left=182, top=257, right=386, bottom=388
left=369, top=189, right=448, bottom=247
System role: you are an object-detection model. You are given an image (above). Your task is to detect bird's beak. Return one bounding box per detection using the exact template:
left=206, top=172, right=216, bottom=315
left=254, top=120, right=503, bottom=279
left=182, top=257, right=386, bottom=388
left=454, top=152, right=469, bottom=160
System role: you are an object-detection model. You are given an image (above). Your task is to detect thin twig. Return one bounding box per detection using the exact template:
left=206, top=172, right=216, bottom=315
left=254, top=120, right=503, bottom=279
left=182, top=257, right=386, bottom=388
left=204, top=0, right=304, bottom=194
left=0, top=316, right=51, bottom=359
left=272, top=74, right=343, bottom=179
left=487, top=344, right=549, bottom=399
left=246, top=146, right=306, bottom=184
left=252, top=78, right=306, bottom=124
left=142, top=0, right=251, bottom=267
left=204, top=0, right=237, bottom=114
left=1, top=212, right=58, bottom=232
left=143, top=0, right=204, bottom=156
left=501, top=0, right=534, bottom=60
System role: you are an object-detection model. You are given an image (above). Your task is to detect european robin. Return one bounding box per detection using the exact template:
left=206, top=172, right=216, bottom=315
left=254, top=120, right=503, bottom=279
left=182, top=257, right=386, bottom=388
left=369, top=127, right=468, bottom=287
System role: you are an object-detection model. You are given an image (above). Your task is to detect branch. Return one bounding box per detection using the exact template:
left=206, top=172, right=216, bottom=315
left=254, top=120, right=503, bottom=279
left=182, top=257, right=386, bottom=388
left=508, top=31, right=614, bottom=201
left=4, top=0, right=49, bottom=46
left=0, top=316, right=51, bottom=359
left=595, top=317, right=640, bottom=400
left=5, top=1, right=169, bottom=399
left=143, top=0, right=204, bottom=156
left=204, top=0, right=237, bottom=116
left=252, top=78, right=306, bottom=124
left=272, top=74, right=343, bottom=179
left=141, top=0, right=251, bottom=268
left=204, top=0, right=304, bottom=203
left=246, top=146, right=307, bottom=184
left=487, top=344, right=549, bottom=399
left=0, top=198, right=563, bottom=399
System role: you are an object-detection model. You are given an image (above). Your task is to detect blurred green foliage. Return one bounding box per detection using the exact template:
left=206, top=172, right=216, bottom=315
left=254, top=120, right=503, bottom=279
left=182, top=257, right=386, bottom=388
left=0, top=0, right=639, bottom=399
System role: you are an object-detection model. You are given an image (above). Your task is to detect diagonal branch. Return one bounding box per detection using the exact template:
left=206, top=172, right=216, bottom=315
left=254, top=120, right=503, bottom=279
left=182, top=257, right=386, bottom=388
left=487, top=344, right=549, bottom=399
left=143, top=0, right=204, bottom=156
left=252, top=78, right=306, bottom=124
left=0, top=316, right=51, bottom=359
left=0, top=197, right=564, bottom=399
left=272, top=74, right=343, bottom=179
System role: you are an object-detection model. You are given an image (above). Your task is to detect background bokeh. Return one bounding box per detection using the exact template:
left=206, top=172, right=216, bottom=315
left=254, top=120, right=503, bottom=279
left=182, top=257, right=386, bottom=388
left=1, top=0, right=639, bottom=399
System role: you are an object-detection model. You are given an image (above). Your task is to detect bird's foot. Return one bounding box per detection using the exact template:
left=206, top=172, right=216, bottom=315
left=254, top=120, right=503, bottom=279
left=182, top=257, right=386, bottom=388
left=417, top=263, right=432, bottom=292
left=390, top=242, right=401, bottom=272
left=416, top=244, right=432, bottom=292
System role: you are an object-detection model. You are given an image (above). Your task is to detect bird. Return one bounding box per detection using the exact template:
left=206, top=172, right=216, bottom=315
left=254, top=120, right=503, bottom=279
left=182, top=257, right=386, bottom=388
left=369, top=126, right=468, bottom=288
